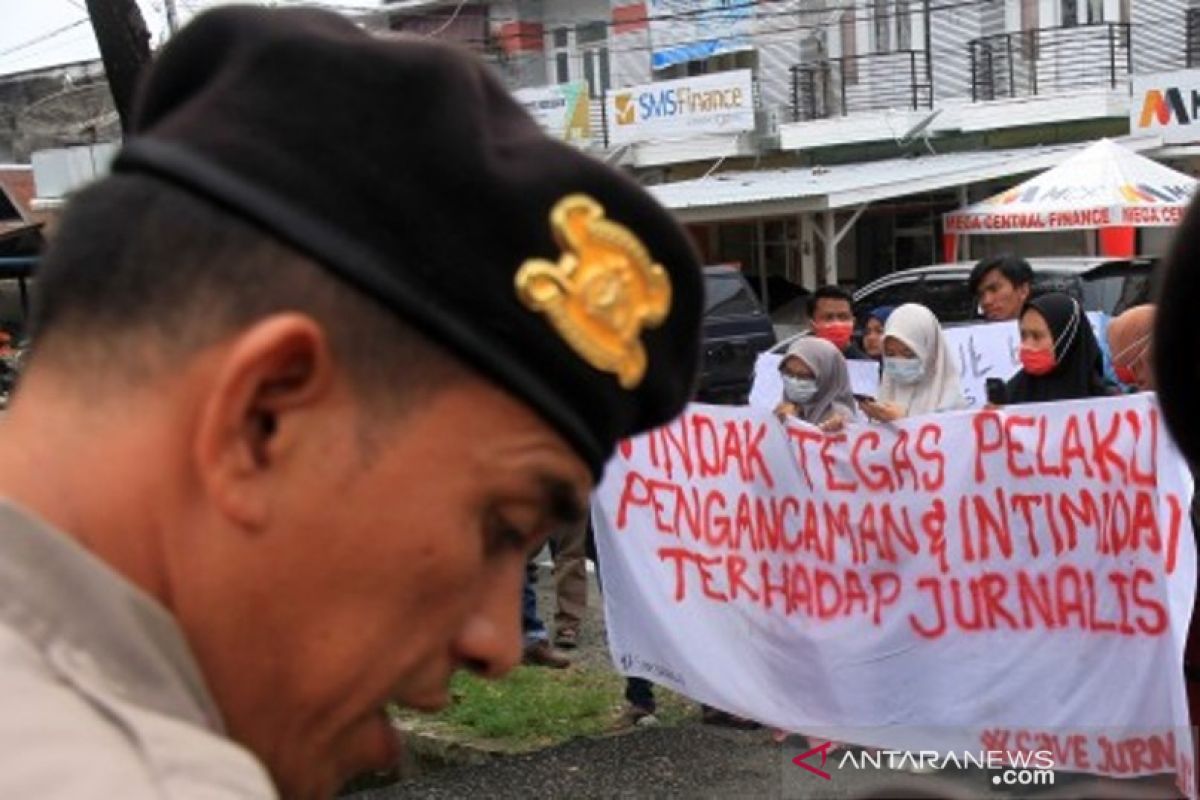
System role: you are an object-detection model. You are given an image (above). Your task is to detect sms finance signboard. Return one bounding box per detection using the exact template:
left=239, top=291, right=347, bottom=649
left=605, top=69, right=755, bottom=145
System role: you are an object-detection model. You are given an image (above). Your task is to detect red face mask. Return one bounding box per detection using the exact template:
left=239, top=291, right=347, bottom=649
left=1019, top=346, right=1056, bottom=376
left=1114, top=364, right=1137, bottom=386
left=815, top=321, right=854, bottom=350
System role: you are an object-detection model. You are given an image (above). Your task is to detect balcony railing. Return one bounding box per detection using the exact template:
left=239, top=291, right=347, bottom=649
left=1188, top=9, right=1200, bottom=68
left=969, top=23, right=1131, bottom=102
left=790, top=50, right=931, bottom=122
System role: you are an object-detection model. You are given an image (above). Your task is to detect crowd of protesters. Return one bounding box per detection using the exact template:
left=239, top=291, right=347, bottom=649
left=525, top=249, right=1179, bottom=744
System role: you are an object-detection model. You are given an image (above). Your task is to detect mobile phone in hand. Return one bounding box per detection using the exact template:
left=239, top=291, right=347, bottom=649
left=985, top=378, right=1006, bottom=406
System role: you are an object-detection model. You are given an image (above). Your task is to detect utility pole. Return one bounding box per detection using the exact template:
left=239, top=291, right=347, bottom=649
left=164, top=0, right=181, bottom=35
left=85, top=0, right=152, bottom=133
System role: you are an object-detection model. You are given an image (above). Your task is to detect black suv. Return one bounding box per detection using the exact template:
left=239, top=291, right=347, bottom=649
left=697, top=265, right=775, bottom=404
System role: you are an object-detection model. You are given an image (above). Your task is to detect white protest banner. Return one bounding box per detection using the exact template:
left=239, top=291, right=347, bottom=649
left=751, top=316, right=1109, bottom=411
left=647, top=0, right=754, bottom=71
left=594, top=395, right=1196, bottom=793
left=513, top=82, right=591, bottom=144
left=749, top=352, right=878, bottom=411
left=606, top=70, right=755, bottom=145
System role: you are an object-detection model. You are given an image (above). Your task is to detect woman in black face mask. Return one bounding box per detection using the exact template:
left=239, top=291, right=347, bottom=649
left=1001, top=292, right=1110, bottom=405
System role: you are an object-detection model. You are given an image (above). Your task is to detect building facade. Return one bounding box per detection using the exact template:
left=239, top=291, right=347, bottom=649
left=385, top=0, right=1200, bottom=297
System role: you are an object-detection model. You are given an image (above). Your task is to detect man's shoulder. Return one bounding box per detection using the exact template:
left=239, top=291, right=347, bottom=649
left=0, top=623, right=276, bottom=799
left=0, top=623, right=162, bottom=798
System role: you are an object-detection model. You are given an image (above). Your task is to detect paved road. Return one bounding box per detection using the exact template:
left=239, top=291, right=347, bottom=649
left=353, top=723, right=1181, bottom=800
left=351, top=562, right=1182, bottom=800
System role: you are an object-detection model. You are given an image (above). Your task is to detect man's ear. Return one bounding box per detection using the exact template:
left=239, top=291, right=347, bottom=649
left=192, top=314, right=336, bottom=528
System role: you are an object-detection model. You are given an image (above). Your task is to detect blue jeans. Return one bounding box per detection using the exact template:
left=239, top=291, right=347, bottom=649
left=521, top=561, right=547, bottom=646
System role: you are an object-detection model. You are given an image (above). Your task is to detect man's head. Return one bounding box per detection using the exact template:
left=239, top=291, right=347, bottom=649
left=968, top=255, right=1033, bottom=321
left=806, top=285, right=855, bottom=351
left=12, top=7, right=702, bottom=798
left=23, top=173, right=593, bottom=797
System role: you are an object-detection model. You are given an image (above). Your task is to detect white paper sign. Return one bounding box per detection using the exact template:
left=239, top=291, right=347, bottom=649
left=605, top=70, right=755, bottom=145
left=595, top=397, right=1196, bottom=793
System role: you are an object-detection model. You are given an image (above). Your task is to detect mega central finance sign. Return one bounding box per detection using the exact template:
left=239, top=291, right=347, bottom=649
left=1132, top=70, right=1200, bottom=145
left=605, top=70, right=755, bottom=145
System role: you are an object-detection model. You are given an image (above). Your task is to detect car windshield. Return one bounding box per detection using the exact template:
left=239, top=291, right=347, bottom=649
left=1082, top=272, right=1153, bottom=316
left=704, top=272, right=760, bottom=317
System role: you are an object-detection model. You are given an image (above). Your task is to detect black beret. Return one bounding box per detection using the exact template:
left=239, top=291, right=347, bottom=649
left=113, top=6, right=702, bottom=478
left=1155, top=193, right=1200, bottom=467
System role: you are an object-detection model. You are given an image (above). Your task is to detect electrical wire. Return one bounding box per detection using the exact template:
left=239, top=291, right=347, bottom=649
left=0, top=18, right=90, bottom=59
left=0, top=0, right=1163, bottom=77
left=400, top=4, right=1162, bottom=65
left=391, top=0, right=1031, bottom=57
left=423, top=0, right=471, bottom=37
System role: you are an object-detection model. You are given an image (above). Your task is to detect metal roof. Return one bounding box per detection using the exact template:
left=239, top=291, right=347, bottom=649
left=647, top=138, right=1163, bottom=223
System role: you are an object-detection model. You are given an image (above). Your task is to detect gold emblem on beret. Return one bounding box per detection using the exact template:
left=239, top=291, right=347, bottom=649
left=516, top=195, right=672, bottom=389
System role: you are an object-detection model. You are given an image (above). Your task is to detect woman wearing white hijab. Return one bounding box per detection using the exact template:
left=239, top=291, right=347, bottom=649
left=860, top=303, right=967, bottom=422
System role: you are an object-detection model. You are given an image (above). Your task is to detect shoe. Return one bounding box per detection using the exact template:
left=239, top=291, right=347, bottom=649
left=553, top=628, right=579, bottom=649
left=701, top=706, right=761, bottom=730
left=619, top=704, right=659, bottom=728
left=522, top=640, right=571, bottom=669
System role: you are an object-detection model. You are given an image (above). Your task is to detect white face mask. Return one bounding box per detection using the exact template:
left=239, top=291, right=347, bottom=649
left=782, top=376, right=819, bottom=404
left=884, top=356, right=924, bottom=385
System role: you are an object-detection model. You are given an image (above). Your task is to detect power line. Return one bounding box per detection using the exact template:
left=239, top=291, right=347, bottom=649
left=0, top=28, right=98, bottom=72
left=405, top=1, right=1164, bottom=64
left=404, top=0, right=1010, bottom=55
left=0, top=18, right=90, bottom=59
left=423, top=0, right=470, bottom=37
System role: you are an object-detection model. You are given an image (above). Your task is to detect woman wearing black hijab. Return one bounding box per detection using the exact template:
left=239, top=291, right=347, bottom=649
left=1003, top=292, right=1110, bottom=404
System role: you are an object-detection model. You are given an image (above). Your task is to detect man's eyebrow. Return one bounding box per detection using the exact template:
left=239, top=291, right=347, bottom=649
left=541, top=476, right=585, bottom=526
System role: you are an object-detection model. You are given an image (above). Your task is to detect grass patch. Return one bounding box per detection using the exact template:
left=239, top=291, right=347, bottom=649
left=395, top=666, right=696, bottom=749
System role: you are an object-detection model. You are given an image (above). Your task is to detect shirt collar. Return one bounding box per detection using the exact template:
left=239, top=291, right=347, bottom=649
left=0, top=501, right=225, bottom=731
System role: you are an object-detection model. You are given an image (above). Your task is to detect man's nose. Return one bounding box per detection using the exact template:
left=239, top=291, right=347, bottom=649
left=453, top=567, right=524, bottom=679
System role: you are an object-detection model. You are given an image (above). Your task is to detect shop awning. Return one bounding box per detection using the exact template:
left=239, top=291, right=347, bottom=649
left=647, top=137, right=1163, bottom=224
left=943, top=138, right=1197, bottom=234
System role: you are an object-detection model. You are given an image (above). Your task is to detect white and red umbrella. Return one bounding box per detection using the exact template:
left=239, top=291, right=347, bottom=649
left=944, top=138, right=1196, bottom=234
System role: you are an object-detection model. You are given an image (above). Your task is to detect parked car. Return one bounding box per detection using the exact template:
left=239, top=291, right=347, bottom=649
left=697, top=265, right=776, bottom=404
left=769, top=256, right=1156, bottom=353
left=852, top=256, right=1156, bottom=326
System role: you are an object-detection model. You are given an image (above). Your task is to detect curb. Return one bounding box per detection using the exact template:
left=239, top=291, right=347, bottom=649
left=394, top=721, right=510, bottom=777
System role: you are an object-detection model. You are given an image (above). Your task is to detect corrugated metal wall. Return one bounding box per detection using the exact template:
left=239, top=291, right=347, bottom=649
left=753, top=0, right=805, bottom=119
left=929, top=0, right=984, bottom=100
left=609, top=1, right=651, bottom=88
left=979, top=0, right=1005, bottom=36
left=1131, top=0, right=1187, bottom=73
